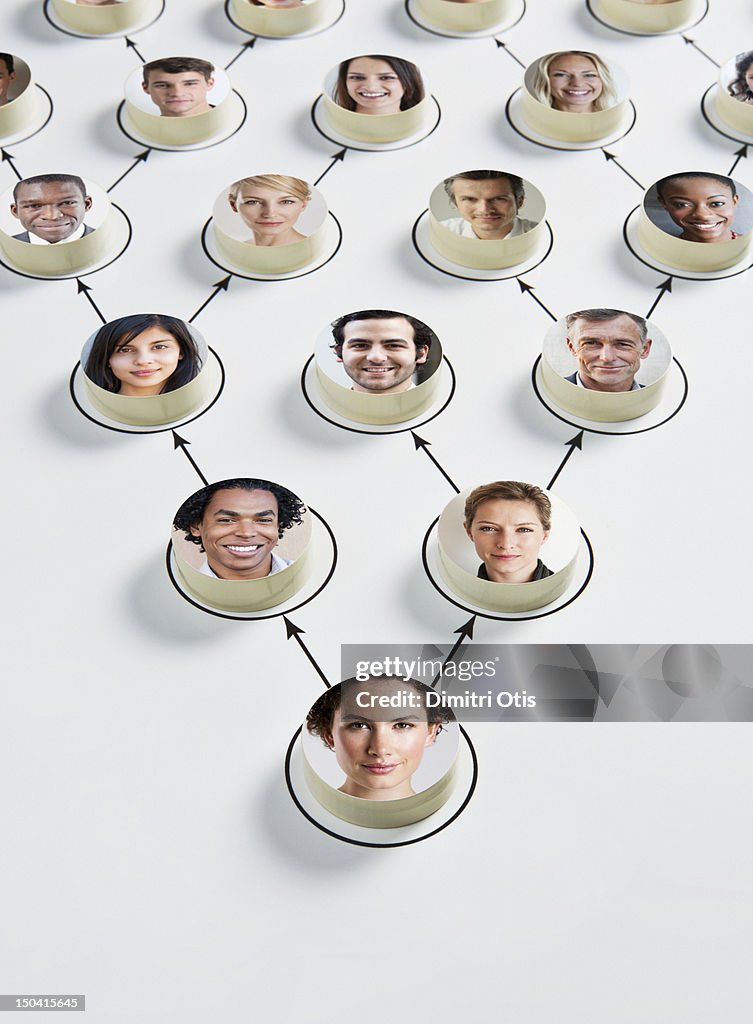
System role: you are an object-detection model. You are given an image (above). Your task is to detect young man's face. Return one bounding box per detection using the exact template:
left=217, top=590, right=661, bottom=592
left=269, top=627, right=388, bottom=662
left=451, top=177, right=523, bottom=240
left=11, top=180, right=93, bottom=243
left=336, top=317, right=428, bottom=394
left=142, top=69, right=214, bottom=118
left=0, top=59, right=16, bottom=105
left=189, top=488, right=281, bottom=581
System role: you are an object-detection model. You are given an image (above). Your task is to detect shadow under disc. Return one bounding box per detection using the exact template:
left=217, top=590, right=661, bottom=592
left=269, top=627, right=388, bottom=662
left=300, top=354, right=456, bottom=436
left=422, top=518, right=595, bottom=622
left=201, top=214, right=342, bottom=281
left=69, top=349, right=226, bottom=436
left=0, top=85, right=53, bottom=147
left=310, top=95, right=442, bottom=152
left=166, top=509, right=337, bottom=621
left=412, top=210, right=553, bottom=281
left=285, top=725, right=478, bottom=848
left=116, top=93, right=247, bottom=153
left=531, top=355, right=689, bottom=437
left=700, top=85, right=753, bottom=146
left=223, top=0, right=346, bottom=38
left=505, top=89, right=637, bottom=152
left=623, top=207, right=753, bottom=282
left=43, top=0, right=165, bottom=38
left=404, top=0, right=526, bottom=38
left=584, top=0, right=708, bottom=36
left=0, top=205, right=132, bottom=282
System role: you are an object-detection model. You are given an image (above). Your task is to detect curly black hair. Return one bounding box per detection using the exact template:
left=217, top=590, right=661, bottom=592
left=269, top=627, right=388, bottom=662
left=173, top=478, right=306, bottom=545
left=306, top=678, right=454, bottom=741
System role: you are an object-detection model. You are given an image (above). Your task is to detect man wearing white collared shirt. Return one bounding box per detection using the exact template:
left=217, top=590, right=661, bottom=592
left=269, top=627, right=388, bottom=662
left=440, top=170, right=537, bottom=241
left=173, top=478, right=306, bottom=583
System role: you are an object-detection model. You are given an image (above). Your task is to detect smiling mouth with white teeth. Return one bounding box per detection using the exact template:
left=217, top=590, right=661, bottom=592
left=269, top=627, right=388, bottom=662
left=225, top=544, right=264, bottom=554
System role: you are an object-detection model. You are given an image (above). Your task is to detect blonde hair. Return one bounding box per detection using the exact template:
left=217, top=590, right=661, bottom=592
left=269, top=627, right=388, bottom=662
left=228, top=174, right=311, bottom=207
left=530, top=51, right=617, bottom=112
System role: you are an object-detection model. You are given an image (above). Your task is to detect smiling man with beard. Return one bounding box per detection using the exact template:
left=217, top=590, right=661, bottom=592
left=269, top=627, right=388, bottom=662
left=330, top=309, right=433, bottom=395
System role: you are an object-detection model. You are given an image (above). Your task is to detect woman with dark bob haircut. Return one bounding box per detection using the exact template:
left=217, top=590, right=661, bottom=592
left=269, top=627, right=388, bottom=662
left=333, top=55, right=425, bottom=115
left=84, top=314, right=203, bottom=397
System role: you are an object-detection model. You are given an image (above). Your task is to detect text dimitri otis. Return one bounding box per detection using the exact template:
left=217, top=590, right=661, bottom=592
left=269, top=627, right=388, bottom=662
left=355, top=690, right=537, bottom=709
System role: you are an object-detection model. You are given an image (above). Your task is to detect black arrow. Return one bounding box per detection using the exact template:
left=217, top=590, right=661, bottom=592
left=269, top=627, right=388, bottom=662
left=728, top=144, right=748, bottom=177
left=224, top=36, right=257, bottom=71
left=1, top=148, right=22, bottom=181
left=188, top=276, right=232, bottom=324
left=682, top=36, right=720, bottom=68
left=283, top=617, right=331, bottom=689
left=172, top=431, right=208, bottom=486
left=495, top=39, right=526, bottom=68
left=411, top=432, right=459, bottom=494
left=602, top=150, right=644, bottom=189
left=107, top=149, right=151, bottom=193
left=313, top=149, right=347, bottom=187
left=517, top=279, right=557, bottom=321
left=547, top=431, right=584, bottom=490
left=431, top=617, right=477, bottom=689
left=76, top=279, right=107, bottom=324
left=645, top=276, right=673, bottom=320
left=125, top=37, right=146, bottom=62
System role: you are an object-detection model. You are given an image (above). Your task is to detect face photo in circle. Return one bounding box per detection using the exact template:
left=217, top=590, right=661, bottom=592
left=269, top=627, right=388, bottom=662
left=9, top=173, right=93, bottom=244
left=563, top=309, right=652, bottom=393
left=82, top=315, right=207, bottom=398
left=172, top=479, right=308, bottom=582
left=437, top=169, right=540, bottom=241
left=0, top=52, right=17, bottom=106
left=332, top=55, right=425, bottom=115
left=463, top=481, right=553, bottom=584
left=326, top=309, right=440, bottom=395
left=305, top=678, right=456, bottom=802
left=227, top=175, right=312, bottom=248
left=528, top=51, right=619, bottom=114
left=141, top=57, right=217, bottom=118
left=727, top=51, right=753, bottom=105
left=646, top=173, right=753, bottom=244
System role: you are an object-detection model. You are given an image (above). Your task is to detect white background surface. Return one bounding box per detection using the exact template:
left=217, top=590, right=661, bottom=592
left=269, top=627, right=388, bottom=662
left=2, top=1, right=752, bottom=1020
